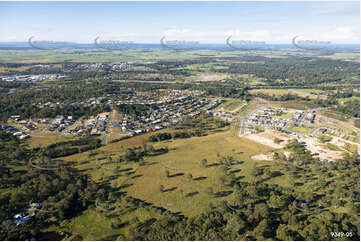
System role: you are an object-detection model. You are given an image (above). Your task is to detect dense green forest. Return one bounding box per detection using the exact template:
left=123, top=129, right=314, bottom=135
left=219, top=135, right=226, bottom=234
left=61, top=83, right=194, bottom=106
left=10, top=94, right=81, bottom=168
left=218, top=57, right=359, bottom=86
left=2, top=54, right=359, bottom=86
left=335, top=99, right=360, bottom=118
left=33, top=136, right=102, bottom=158
left=0, top=130, right=99, bottom=240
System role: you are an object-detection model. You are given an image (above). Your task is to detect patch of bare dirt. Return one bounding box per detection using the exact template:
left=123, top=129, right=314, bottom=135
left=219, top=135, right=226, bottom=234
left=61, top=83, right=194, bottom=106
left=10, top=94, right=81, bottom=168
left=244, top=130, right=289, bottom=149
left=252, top=154, right=273, bottom=161
left=300, top=137, right=344, bottom=162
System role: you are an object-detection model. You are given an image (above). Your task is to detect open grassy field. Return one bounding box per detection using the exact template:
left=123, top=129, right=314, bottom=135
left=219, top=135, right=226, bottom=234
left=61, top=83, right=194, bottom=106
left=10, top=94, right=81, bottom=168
left=322, top=143, right=343, bottom=152
left=60, top=125, right=274, bottom=217
left=0, top=66, right=32, bottom=73
left=276, top=110, right=294, bottom=119
left=337, top=96, right=360, bottom=103
left=289, top=125, right=313, bottom=135
left=26, top=135, right=75, bottom=148
left=215, top=98, right=245, bottom=112
left=124, top=128, right=273, bottom=216
left=250, top=89, right=293, bottom=96
left=319, top=52, right=360, bottom=62
left=237, top=98, right=272, bottom=116
left=249, top=88, right=322, bottom=99
left=279, top=100, right=319, bottom=110
left=320, top=111, right=350, bottom=122
left=237, top=74, right=268, bottom=85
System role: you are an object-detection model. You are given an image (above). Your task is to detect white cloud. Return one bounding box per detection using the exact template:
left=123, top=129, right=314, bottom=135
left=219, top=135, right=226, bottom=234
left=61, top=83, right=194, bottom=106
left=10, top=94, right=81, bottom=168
left=321, top=26, right=359, bottom=42
left=162, top=29, right=227, bottom=43
left=164, top=29, right=192, bottom=36
left=225, top=26, right=360, bottom=44
left=225, top=29, right=273, bottom=41
left=290, top=26, right=359, bottom=44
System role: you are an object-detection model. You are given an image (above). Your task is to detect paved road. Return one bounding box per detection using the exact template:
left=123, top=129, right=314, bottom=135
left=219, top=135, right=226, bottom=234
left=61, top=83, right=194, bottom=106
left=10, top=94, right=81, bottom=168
left=102, top=115, right=112, bottom=146
left=238, top=117, right=246, bottom=136
left=102, top=132, right=108, bottom=146
left=309, top=127, right=320, bottom=136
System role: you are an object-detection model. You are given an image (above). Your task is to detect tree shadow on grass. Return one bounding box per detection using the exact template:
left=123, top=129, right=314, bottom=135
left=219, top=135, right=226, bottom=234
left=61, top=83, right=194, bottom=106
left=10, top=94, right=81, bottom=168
left=119, top=183, right=133, bottom=189
left=185, top=191, right=199, bottom=197
left=230, top=169, right=242, bottom=173
left=96, top=180, right=111, bottom=187
left=125, top=207, right=137, bottom=214
left=117, top=222, right=130, bottom=229
left=126, top=171, right=136, bottom=176
left=163, top=187, right=177, bottom=192
left=193, top=176, right=207, bottom=181
left=213, top=190, right=233, bottom=197
left=235, top=176, right=244, bottom=181
left=152, top=205, right=168, bottom=213
left=13, top=170, right=27, bottom=176
left=169, top=172, right=184, bottom=177
left=131, top=174, right=143, bottom=179
left=271, top=171, right=284, bottom=178
left=118, top=168, right=133, bottom=172
left=104, top=212, right=122, bottom=219
left=145, top=161, right=158, bottom=166
left=107, top=174, right=122, bottom=180
left=78, top=168, right=93, bottom=172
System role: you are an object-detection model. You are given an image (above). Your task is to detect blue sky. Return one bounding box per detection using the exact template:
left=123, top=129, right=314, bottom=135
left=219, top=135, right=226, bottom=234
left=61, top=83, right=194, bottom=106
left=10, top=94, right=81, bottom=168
left=0, top=1, right=359, bottom=44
